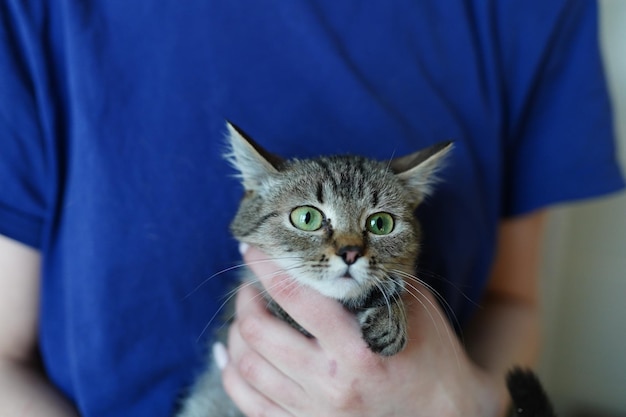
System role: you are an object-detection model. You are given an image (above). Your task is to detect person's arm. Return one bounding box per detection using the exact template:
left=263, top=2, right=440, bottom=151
left=466, top=210, right=546, bottom=371
left=0, top=234, right=78, bottom=417
left=465, top=209, right=547, bottom=414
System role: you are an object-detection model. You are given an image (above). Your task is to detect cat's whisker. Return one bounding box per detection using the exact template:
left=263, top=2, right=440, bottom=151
left=399, top=272, right=467, bottom=352
left=195, top=263, right=305, bottom=341
left=389, top=288, right=407, bottom=337
left=402, top=280, right=444, bottom=341
left=400, top=276, right=462, bottom=372
left=184, top=263, right=248, bottom=300
left=238, top=265, right=306, bottom=312
left=184, top=256, right=304, bottom=299
left=384, top=149, right=397, bottom=175
left=195, top=280, right=253, bottom=342
left=279, top=275, right=307, bottom=303
left=200, top=273, right=296, bottom=341
left=252, top=270, right=304, bottom=309
left=392, top=270, right=454, bottom=328
left=368, top=276, right=394, bottom=331
left=390, top=268, right=462, bottom=336
left=387, top=262, right=478, bottom=308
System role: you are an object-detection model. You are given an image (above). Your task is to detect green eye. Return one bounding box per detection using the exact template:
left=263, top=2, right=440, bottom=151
left=366, top=212, right=395, bottom=235
left=290, top=206, right=324, bottom=231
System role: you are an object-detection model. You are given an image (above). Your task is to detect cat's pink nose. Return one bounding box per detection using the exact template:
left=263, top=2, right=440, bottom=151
left=337, top=245, right=363, bottom=265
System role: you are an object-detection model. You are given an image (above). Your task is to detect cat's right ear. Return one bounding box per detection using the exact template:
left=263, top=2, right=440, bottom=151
left=224, top=121, right=284, bottom=191
left=389, top=141, right=453, bottom=205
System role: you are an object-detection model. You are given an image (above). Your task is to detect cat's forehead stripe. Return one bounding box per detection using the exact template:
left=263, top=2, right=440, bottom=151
left=316, top=181, right=324, bottom=204
left=313, top=156, right=372, bottom=202
left=283, top=156, right=401, bottom=212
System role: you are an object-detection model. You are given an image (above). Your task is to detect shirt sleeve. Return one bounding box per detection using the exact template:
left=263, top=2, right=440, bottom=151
left=500, top=0, right=625, bottom=217
left=0, top=2, right=54, bottom=248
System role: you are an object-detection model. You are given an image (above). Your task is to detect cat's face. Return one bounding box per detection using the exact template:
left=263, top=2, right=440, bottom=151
left=226, top=122, right=451, bottom=306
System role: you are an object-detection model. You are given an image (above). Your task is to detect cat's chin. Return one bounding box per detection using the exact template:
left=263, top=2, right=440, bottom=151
left=296, top=272, right=371, bottom=302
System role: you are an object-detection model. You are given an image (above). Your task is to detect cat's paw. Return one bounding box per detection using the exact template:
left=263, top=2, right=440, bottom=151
left=357, top=303, right=407, bottom=356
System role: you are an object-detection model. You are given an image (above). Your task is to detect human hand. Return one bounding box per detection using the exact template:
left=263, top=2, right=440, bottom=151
left=220, top=246, right=507, bottom=417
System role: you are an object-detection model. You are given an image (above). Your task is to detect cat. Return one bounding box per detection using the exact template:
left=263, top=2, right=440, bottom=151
left=176, top=122, right=555, bottom=417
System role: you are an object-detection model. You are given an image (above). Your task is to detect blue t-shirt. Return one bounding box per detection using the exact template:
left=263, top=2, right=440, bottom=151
left=1, top=1, right=623, bottom=416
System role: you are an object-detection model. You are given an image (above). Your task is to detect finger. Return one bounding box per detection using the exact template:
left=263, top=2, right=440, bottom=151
left=233, top=280, right=268, bottom=327
left=226, top=297, right=305, bottom=415
left=242, top=246, right=367, bottom=357
left=230, top=284, right=319, bottom=382
left=221, top=362, right=295, bottom=417
left=227, top=286, right=263, bottom=365
left=235, top=347, right=306, bottom=412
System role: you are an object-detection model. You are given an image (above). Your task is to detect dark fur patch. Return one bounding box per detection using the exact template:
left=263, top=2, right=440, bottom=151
left=507, top=368, right=556, bottom=417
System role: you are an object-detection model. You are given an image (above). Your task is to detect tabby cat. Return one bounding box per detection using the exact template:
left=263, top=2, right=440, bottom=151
left=176, top=122, right=555, bottom=417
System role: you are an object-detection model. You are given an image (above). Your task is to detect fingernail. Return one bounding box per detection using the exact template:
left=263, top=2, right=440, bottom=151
left=238, top=242, right=250, bottom=255
left=212, top=342, right=229, bottom=370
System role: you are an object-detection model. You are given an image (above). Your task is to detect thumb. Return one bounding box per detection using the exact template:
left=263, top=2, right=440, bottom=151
left=241, top=245, right=364, bottom=352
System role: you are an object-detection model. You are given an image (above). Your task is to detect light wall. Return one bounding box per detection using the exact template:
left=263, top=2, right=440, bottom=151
left=539, top=1, right=626, bottom=416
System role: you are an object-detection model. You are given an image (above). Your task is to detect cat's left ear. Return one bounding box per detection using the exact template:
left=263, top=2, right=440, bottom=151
left=224, top=121, right=284, bottom=191
left=389, top=141, right=453, bottom=205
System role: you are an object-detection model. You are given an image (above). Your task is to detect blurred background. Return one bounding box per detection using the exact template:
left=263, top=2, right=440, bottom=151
left=538, top=1, right=626, bottom=416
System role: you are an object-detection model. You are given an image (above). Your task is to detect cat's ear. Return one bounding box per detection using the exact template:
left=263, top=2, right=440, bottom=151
left=389, top=141, right=453, bottom=205
left=224, top=121, right=284, bottom=191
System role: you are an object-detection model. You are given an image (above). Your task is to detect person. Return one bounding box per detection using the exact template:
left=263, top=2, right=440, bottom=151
left=0, top=1, right=623, bottom=416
